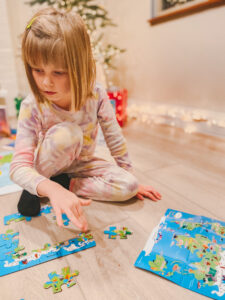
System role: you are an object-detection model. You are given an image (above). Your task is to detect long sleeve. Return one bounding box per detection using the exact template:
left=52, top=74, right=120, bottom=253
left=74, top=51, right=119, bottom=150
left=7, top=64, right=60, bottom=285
left=97, top=86, right=133, bottom=172
left=10, top=97, right=47, bottom=195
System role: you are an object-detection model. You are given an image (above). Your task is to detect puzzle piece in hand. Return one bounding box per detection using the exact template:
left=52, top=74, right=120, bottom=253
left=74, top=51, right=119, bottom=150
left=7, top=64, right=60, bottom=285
left=52, top=213, right=70, bottom=226
left=4, top=205, right=53, bottom=225
left=44, top=266, right=79, bottom=293
left=104, top=226, right=132, bottom=239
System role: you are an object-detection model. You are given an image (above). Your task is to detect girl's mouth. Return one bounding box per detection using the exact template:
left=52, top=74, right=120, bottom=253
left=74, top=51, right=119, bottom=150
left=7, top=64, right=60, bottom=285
left=44, top=91, right=56, bottom=95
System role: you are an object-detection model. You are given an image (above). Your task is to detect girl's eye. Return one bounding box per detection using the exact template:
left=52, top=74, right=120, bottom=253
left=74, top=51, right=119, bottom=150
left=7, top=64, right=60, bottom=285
left=33, top=69, right=43, bottom=73
left=54, top=71, right=66, bottom=76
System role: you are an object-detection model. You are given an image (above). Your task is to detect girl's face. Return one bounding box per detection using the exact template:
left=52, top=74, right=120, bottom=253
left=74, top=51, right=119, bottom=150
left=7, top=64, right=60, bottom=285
left=31, top=63, right=71, bottom=110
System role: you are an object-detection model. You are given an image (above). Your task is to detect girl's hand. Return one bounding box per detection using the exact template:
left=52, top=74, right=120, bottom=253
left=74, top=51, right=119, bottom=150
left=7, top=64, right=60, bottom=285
left=136, top=184, right=162, bottom=201
left=49, top=188, right=91, bottom=231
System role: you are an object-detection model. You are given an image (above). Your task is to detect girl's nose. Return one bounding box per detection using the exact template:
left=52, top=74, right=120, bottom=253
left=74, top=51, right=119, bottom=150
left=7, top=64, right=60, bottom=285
left=43, top=76, right=53, bottom=87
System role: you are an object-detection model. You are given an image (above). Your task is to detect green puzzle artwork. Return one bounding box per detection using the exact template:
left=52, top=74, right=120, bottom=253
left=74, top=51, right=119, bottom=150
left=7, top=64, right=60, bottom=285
left=44, top=266, right=79, bottom=293
left=0, top=225, right=96, bottom=276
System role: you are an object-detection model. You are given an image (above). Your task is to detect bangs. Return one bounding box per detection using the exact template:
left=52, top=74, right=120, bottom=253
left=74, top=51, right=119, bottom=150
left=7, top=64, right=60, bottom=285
left=24, top=33, right=67, bottom=69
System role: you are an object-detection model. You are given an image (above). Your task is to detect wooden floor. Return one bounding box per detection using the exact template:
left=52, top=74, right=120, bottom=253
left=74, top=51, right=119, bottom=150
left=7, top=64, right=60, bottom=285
left=1, top=120, right=225, bottom=300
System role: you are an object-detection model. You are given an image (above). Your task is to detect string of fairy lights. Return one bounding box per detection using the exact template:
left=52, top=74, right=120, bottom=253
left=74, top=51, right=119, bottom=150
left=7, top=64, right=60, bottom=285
left=127, top=103, right=225, bottom=135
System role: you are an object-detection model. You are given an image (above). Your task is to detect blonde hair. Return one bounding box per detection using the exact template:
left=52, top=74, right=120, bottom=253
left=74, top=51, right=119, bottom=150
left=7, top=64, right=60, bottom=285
left=22, top=7, right=96, bottom=111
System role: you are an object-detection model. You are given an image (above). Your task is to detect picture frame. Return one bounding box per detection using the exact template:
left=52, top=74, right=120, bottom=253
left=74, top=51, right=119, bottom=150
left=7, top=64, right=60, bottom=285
left=149, top=0, right=225, bottom=25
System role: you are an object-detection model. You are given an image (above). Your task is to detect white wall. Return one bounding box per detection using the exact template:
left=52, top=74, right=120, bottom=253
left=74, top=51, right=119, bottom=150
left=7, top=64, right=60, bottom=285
left=0, top=0, right=18, bottom=115
left=102, top=0, right=225, bottom=112
left=2, top=0, right=225, bottom=114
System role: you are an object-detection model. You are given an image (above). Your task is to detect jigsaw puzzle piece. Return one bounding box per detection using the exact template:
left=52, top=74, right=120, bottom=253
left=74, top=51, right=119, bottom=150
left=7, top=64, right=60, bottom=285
left=38, top=205, right=53, bottom=216
left=104, top=226, right=132, bottom=239
left=4, top=212, right=31, bottom=225
left=62, top=213, right=70, bottom=226
left=52, top=213, right=70, bottom=226
left=44, top=267, right=79, bottom=293
left=77, top=233, right=93, bottom=242
left=4, top=205, right=52, bottom=226
left=104, top=226, right=118, bottom=239
left=0, top=230, right=19, bottom=254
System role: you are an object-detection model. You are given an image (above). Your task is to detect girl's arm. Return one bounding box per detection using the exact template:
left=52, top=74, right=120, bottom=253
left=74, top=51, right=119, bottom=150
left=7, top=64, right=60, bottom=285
left=10, top=96, right=47, bottom=195
left=97, top=85, right=162, bottom=202
left=97, top=85, right=133, bottom=172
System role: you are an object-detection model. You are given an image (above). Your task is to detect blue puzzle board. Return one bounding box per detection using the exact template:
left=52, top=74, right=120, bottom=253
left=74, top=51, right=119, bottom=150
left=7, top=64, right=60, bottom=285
left=0, top=229, right=96, bottom=277
left=135, top=209, right=225, bottom=300
left=1, top=205, right=96, bottom=276
left=4, top=205, right=70, bottom=226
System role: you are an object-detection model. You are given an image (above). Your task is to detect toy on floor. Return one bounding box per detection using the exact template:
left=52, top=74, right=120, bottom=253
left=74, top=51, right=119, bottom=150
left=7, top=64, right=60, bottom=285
left=4, top=205, right=71, bottom=226
left=4, top=205, right=53, bottom=225
left=104, top=226, right=132, bottom=239
left=0, top=229, right=26, bottom=262
left=44, top=266, right=79, bottom=293
left=135, top=209, right=225, bottom=300
left=0, top=228, right=96, bottom=276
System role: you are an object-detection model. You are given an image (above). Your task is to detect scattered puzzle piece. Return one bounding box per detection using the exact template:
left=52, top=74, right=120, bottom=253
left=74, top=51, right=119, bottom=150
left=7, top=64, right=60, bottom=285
left=104, top=226, right=132, bottom=239
left=44, top=266, right=79, bottom=293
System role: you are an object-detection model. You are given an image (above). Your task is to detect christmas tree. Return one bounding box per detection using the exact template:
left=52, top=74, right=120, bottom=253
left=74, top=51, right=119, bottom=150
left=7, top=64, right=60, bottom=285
left=26, top=0, right=125, bottom=87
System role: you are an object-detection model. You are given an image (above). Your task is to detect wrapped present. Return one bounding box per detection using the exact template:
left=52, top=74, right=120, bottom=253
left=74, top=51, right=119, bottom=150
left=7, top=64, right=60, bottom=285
left=107, top=88, right=128, bottom=127
left=0, top=106, right=10, bottom=137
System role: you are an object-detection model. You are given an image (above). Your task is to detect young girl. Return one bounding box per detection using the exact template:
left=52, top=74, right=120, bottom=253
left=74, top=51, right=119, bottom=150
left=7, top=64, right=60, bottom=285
left=10, top=8, right=161, bottom=232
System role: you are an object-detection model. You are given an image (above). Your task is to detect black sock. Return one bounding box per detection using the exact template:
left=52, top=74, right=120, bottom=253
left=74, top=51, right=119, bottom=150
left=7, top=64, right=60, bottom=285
left=17, top=190, right=41, bottom=217
left=50, top=173, right=70, bottom=190
left=17, top=173, right=70, bottom=217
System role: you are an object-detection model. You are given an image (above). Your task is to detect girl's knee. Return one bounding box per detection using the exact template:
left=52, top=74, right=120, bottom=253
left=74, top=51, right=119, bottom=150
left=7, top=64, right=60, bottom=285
left=46, top=122, right=83, bottom=150
left=35, top=122, right=83, bottom=177
left=116, top=173, right=139, bottom=202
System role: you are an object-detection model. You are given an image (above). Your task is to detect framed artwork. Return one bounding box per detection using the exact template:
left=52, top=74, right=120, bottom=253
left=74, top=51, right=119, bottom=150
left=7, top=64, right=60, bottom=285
left=149, top=0, right=225, bottom=25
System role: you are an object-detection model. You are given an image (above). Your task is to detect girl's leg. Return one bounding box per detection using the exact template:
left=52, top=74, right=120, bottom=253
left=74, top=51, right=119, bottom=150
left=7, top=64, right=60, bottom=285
left=70, top=158, right=138, bottom=201
left=18, top=122, right=83, bottom=216
left=35, top=122, right=83, bottom=178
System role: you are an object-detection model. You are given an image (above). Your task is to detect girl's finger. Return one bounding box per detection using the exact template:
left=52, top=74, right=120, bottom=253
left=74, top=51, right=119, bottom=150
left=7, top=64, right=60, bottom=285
left=146, top=192, right=159, bottom=201
left=77, top=214, right=88, bottom=232
left=152, top=191, right=162, bottom=199
left=73, top=202, right=83, bottom=218
left=145, top=186, right=161, bottom=198
left=80, top=199, right=92, bottom=206
left=141, top=191, right=158, bottom=201
left=137, top=193, right=145, bottom=200
left=54, top=208, right=63, bottom=227
left=65, top=209, right=83, bottom=230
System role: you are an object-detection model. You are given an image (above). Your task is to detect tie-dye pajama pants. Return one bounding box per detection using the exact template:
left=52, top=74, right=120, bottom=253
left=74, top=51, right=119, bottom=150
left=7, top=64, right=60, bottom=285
left=35, top=122, right=138, bottom=201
